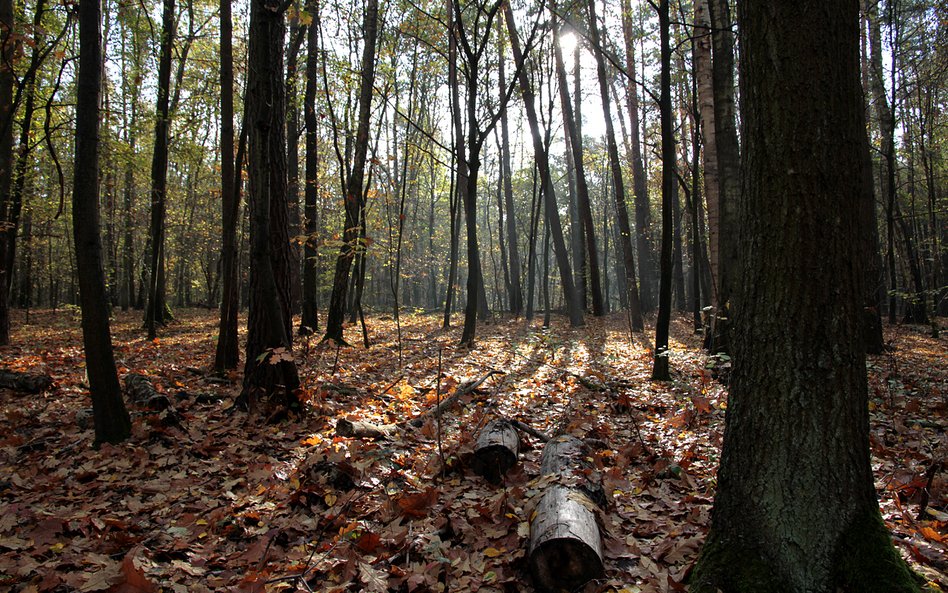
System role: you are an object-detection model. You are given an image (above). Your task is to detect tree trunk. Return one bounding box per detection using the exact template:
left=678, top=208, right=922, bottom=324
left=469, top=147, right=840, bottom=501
left=620, top=0, right=655, bottom=313
left=323, top=0, right=378, bottom=344
left=300, top=0, right=320, bottom=334
left=553, top=9, right=603, bottom=317
left=144, top=0, right=175, bottom=340
left=690, top=1, right=920, bottom=589
left=694, top=0, right=719, bottom=309
left=505, top=5, right=583, bottom=328
left=72, top=0, right=132, bottom=444
left=706, top=0, right=740, bottom=352
left=651, top=0, right=673, bottom=381
left=286, top=20, right=304, bottom=315
left=0, top=0, right=14, bottom=345
left=214, top=0, right=239, bottom=371
left=587, top=0, right=643, bottom=331
left=241, top=0, right=301, bottom=407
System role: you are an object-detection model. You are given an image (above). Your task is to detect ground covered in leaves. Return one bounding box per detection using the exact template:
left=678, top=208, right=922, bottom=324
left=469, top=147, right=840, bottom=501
left=0, top=308, right=945, bottom=592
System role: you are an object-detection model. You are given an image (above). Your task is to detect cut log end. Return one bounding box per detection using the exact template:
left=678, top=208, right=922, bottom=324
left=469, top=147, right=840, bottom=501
left=471, top=419, right=520, bottom=484
left=529, top=486, right=604, bottom=592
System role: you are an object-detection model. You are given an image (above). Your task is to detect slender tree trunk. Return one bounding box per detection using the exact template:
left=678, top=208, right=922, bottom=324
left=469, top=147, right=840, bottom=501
left=497, top=28, right=523, bottom=317
left=694, top=0, right=719, bottom=309
left=214, top=0, right=240, bottom=370
left=0, top=0, right=15, bottom=344
left=690, top=1, right=919, bottom=589
left=323, top=0, right=378, bottom=343
left=286, top=20, right=304, bottom=315
left=620, top=0, right=655, bottom=313
left=300, top=0, right=320, bottom=334
left=144, top=0, right=175, bottom=340
left=707, top=0, right=740, bottom=352
left=505, top=5, right=583, bottom=328
left=651, top=0, right=674, bottom=381
left=588, top=0, right=642, bottom=331
left=73, top=0, right=131, bottom=444
left=553, top=8, right=603, bottom=316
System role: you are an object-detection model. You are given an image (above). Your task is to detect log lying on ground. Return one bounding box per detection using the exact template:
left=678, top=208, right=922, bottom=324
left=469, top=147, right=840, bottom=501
left=508, top=418, right=550, bottom=443
left=410, top=370, right=503, bottom=427
left=471, top=419, right=520, bottom=484
left=124, top=373, right=172, bottom=410
left=335, top=418, right=398, bottom=439
left=0, top=370, right=53, bottom=393
left=529, top=485, right=604, bottom=592
left=539, top=435, right=606, bottom=506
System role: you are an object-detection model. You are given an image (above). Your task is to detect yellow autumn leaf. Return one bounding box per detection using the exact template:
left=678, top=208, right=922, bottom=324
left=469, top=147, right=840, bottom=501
left=483, top=547, right=504, bottom=558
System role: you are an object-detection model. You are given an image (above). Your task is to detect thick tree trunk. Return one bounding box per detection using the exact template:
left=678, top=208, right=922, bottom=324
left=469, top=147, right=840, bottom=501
left=241, top=0, right=301, bottom=407
left=588, top=0, right=643, bottom=331
left=73, top=0, right=131, bottom=444
left=214, top=0, right=239, bottom=371
left=690, top=1, right=920, bottom=590
left=323, top=0, right=378, bottom=343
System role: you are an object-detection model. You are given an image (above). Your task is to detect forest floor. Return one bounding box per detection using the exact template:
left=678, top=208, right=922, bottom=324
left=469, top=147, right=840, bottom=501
left=0, top=308, right=945, bottom=593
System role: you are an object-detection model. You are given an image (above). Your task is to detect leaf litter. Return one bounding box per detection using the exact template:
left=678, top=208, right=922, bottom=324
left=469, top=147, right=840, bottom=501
left=0, top=308, right=945, bottom=592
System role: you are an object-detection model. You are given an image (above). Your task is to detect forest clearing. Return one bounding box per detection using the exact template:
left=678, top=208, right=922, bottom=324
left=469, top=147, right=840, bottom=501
left=0, top=309, right=945, bottom=592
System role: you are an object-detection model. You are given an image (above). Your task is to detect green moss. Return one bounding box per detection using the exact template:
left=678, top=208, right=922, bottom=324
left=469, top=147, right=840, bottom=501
left=689, top=535, right=789, bottom=593
left=834, top=509, right=923, bottom=593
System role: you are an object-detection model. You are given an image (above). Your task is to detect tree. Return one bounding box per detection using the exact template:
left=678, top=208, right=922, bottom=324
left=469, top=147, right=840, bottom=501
left=214, top=0, right=240, bottom=370
left=651, top=0, right=673, bottom=381
left=587, top=0, right=643, bottom=331
left=144, top=0, right=176, bottom=340
left=0, top=0, right=14, bottom=345
left=690, top=1, right=921, bottom=590
left=299, top=0, right=320, bottom=334
left=73, top=0, right=132, bottom=444
left=323, top=0, right=379, bottom=344
left=241, top=0, right=301, bottom=408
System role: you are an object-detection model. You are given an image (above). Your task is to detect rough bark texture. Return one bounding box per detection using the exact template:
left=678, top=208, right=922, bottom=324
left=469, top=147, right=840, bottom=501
left=529, top=485, right=603, bottom=593
left=300, top=0, right=319, bottom=334
left=690, top=2, right=920, bottom=591
left=0, top=0, right=14, bottom=345
left=693, top=0, right=719, bottom=308
left=241, top=0, right=300, bottom=406
left=73, top=0, right=131, bottom=444
left=471, top=419, right=520, bottom=484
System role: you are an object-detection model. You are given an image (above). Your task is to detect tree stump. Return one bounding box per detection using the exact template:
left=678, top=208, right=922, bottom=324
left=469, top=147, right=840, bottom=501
left=539, top=435, right=606, bottom=506
left=0, top=370, right=52, bottom=393
left=529, top=485, right=604, bottom=592
left=471, top=419, right=520, bottom=484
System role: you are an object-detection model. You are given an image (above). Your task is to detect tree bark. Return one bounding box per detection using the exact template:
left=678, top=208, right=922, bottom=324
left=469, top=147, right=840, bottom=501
left=690, top=1, right=920, bottom=589
left=497, top=26, right=522, bottom=317
left=0, top=0, right=14, bottom=345
left=300, top=0, right=320, bottom=334
left=241, top=0, right=301, bottom=407
left=73, top=0, right=132, bottom=444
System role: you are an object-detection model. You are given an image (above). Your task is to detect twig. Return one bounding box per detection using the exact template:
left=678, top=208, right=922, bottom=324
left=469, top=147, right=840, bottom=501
left=410, top=369, right=505, bottom=426
left=508, top=418, right=551, bottom=443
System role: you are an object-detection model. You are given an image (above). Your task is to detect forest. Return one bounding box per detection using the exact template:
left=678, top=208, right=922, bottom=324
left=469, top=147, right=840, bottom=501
left=0, top=0, right=946, bottom=589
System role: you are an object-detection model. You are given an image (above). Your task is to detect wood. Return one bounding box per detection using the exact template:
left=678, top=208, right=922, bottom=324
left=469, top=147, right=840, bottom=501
left=410, top=370, right=501, bottom=427
left=529, top=485, right=604, bottom=593
left=539, top=434, right=605, bottom=506
left=124, top=373, right=171, bottom=410
left=0, top=370, right=52, bottom=393
left=471, top=419, right=519, bottom=484
left=335, top=418, right=397, bottom=439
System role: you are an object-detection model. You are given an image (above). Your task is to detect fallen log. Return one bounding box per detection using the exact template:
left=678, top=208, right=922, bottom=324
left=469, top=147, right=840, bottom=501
left=529, top=485, right=604, bottom=592
left=335, top=418, right=398, bottom=439
left=507, top=418, right=550, bottom=443
left=540, top=435, right=606, bottom=507
left=471, top=419, right=520, bottom=484
left=0, top=370, right=52, bottom=393
left=410, top=370, right=503, bottom=427
left=124, top=373, right=172, bottom=410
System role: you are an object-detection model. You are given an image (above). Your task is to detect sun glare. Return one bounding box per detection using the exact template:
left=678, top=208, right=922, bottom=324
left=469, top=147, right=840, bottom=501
left=559, top=31, right=578, bottom=58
